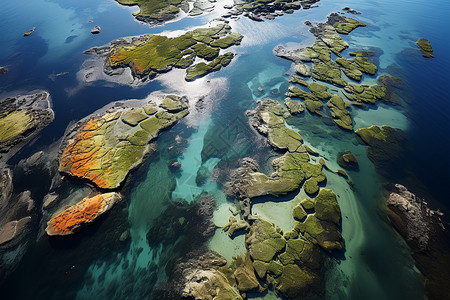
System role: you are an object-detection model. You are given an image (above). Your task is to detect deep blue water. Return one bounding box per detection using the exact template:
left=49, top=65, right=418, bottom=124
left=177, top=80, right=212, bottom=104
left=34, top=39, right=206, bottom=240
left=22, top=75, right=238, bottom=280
left=0, top=0, right=449, bottom=299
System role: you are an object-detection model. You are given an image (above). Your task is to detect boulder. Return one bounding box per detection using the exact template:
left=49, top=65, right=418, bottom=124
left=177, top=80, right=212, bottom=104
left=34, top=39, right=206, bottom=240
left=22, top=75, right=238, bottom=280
left=45, top=192, right=121, bottom=236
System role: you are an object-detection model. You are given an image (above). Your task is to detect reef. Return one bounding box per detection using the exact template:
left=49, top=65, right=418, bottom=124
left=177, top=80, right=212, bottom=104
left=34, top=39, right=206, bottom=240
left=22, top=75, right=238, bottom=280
left=337, top=150, right=358, bottom=170
left=226, top=100, right=326, bottom=200
left=416, top=38, right=433, bottom=58
left=355, top=125, right=409, bottom=179
left=0, top=91, right=54, bottom=167
left=86, top=23, right=242, bottom=83
left=284, top=97, right=304, bottom=115
left=385, top=184, right=450, bottom=300
left=59, top=95, right=188, bottom=189
left=343, top=83, right=386, bottom=105
left=327, top=95, right=352, bottom=130
left=45, top=192, right=121, bottom=236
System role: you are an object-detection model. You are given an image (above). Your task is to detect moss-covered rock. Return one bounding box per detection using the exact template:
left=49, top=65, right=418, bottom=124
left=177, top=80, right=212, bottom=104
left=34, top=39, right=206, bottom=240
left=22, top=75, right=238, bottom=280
left=355, top=125, right=390, bottom=145
left=326, top=94, right=353, bottom=130
left=0, top=91, right=54, bottom=166
left=288, top=85, right=318, bottom=101
left=344, top=83, right=386, bottom=104
left=115, top=0, right=187, bottom=25
left=284, top=97, right=304, bottom=114
left=59, top=96, right=188, bottom=189
left=246, top=217, right=286, bottom=263
left=294, top=63, right=312, bottom=77
left=103, top=24, right=241, bottom=82
left=223, top=216, right=250, bottom=237
left=300, top=198, right=315, bottom=210
left=331, top=15, right=366, bottom=34
left=289, top=75, right=308, bottom=86
left=185, top=52, right=234, bottom=81
left=337, top=150, right=359, bottom=170
left=309, top=82, right=331, bottom=100
left=292, top=204, right=307, bottom=221
left=312, top=59, right=347, bottom=87
left=416, top=38, right=433, bottom=58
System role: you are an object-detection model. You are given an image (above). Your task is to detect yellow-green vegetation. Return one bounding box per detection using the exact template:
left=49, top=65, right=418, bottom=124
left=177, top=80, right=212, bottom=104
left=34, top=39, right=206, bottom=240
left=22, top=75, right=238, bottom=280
left=416, top=38, right=434, bottom=58
left=327, top=95, right=353, bottom=130
left=344, top=83, right=386, bottom=104
left=336, top=51, right=378, bottom=81
left=115, top=0, right=186, bottom=24
left=309, top=82, right=331, bottom=100
left=284, top=97, right=304, bottom=114
left=0, top=110, right=33, bottom=143
left=289, top=75, right=308, bottom=86
left=318, top=24, right=349, bottom=55
left=312, top=58, right=347, bottom=87
left=185, top=53, right=234, bottom=81
left=355, top=125, right=391, bottom=145
left=332, top=16, right=366, bottom=34
left=242, top=100, right=326, bottom=197
left=59, top=95, right=189, bottom=189
left=107, top=24, right=242, bottom=81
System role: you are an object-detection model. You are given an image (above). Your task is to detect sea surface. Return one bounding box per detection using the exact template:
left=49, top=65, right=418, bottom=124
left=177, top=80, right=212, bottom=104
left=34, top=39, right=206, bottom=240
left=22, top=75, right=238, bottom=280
left=0, top=0, right=449, bottom=299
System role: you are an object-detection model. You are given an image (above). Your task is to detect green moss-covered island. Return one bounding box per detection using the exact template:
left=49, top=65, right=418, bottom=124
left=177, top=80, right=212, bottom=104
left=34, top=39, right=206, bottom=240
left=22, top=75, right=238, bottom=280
left=416, top=38, right=434, bottom=58
left=85, top=23, right=242, bottom=82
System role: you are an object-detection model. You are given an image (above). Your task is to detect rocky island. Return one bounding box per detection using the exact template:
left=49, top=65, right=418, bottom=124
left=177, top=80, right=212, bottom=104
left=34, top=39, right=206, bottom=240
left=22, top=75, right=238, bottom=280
left=84, top=23, right=242, bottom=83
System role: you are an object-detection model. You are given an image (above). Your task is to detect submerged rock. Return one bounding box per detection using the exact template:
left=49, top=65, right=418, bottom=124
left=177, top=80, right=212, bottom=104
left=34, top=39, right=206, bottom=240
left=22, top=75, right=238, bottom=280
left=45, top=192, right=121, bottom=236
left=223, top=216, right=250, bottom=237
left=337, top=150, right=359, bottom=170
left=416, top=38, right=433, bottom=58
left=0, top=67, right=7, bottom=75
left=59, top=95, right=188, bottom=189
left=0, top=91, right=54, bottom=167
left=23, top=28, right=35, bottom=36
left=385, top=184, right=450, bottom=299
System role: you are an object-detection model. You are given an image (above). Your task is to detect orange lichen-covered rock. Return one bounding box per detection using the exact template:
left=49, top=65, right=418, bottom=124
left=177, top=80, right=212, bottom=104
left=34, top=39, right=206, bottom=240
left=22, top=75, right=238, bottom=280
left=59, top=96, right=188, bottom=189
left=45, top=193, right=121, bottom=236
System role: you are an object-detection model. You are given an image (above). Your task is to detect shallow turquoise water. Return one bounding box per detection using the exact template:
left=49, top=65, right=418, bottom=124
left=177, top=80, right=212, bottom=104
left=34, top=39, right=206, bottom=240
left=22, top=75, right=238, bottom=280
left=0, top=0, right=449, bottom=299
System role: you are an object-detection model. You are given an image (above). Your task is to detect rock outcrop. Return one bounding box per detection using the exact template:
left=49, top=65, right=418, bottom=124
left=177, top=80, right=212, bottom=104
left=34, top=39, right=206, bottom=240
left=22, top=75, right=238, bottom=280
left=385, top=184, right=450, bottom=300
left=45, top=192, right=121, bottom=236
left=416, top=38, right=433, bottom=58
left=59, top=95, right=188, bottom=189
left=86, top=23, right=242, bottom=83
left=0, top=91, right=54, bottom=167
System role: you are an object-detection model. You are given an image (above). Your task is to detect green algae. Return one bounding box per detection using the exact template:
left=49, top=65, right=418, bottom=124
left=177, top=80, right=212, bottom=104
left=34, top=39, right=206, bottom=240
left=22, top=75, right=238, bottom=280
left=0, top=110, right=33, bottom=143
left=416, top=38, right=433, bottom=58
left=344, top=83, right=386, bottom=104
left=309, top=82, right=331, bottom=100
left=289, top=75, right=308, bottom=86
left=185, top=53, right=234, bottom=81
left=115, top=0, right=186, bottom=24
left=312, top=59, right=347, bottom=87
left=288, top=86, right=318, bottom=101
left=106, top=24, right=241, bottom=81
left=326, top=94, right=353, bottom=130
left=121, top=108, right=148, bottom=126
left=355, top=125, right=391, bottom=145
left=332, top=16, right=366, bottom=34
